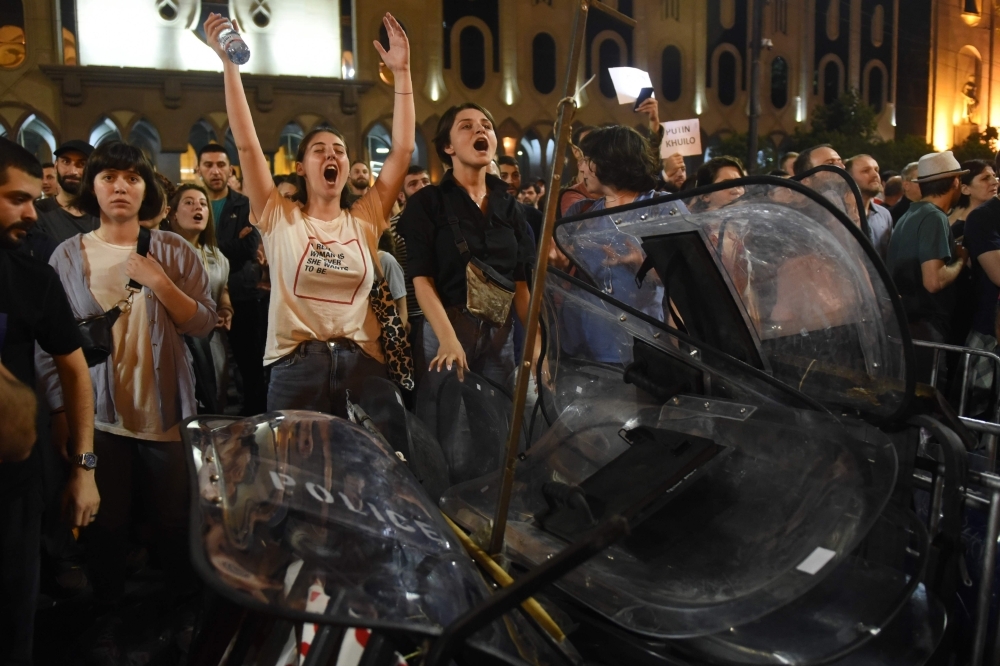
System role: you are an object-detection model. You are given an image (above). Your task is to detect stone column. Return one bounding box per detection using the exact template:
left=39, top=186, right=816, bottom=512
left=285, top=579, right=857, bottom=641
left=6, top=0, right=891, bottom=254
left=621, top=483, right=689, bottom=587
left=424, top=0, right=448, bottom=103
left=499, top=0, right=521, bottom=107
left=849, top=0, right=862, bottom=91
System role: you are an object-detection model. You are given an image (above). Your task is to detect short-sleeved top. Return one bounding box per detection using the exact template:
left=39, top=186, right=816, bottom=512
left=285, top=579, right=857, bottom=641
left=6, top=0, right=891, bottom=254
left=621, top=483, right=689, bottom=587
left=886, top=200, right=958, bottom=334
left=255, top=186, right=386, bottom=364
left=36, top=206, right=99, bottom=244
left=82, top=232, right=173, bottom=441
left=397, top=172, right=535, bottom=310
left=962, top=197, right=1000, bottom=336
left=867, top=201, right=893, bottom=260
left=379, top=251, right=406, bottom=301
left=0, top=249, right=82, bottom=497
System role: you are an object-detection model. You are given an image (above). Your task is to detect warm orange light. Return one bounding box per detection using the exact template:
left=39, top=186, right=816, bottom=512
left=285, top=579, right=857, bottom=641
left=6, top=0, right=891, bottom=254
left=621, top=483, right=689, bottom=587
left=962, top=12, right=982, bottom=26
left=502, top=136, right=517, bottom=156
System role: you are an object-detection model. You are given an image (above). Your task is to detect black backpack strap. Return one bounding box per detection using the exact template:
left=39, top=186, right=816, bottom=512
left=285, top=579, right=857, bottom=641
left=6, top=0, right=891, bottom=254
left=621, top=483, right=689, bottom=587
left=126, top=227, right=152, bottom=291
left=440, top=191, right=472, bottom=261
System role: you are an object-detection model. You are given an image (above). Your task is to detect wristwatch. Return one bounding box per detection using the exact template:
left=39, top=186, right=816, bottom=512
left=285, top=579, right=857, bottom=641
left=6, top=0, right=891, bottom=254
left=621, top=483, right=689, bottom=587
left=73, top=452, right=98, bottom=470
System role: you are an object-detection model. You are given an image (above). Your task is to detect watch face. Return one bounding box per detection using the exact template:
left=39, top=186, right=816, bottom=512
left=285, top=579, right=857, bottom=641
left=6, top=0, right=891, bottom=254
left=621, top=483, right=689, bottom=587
left=82, top=452, right=97, bottom=469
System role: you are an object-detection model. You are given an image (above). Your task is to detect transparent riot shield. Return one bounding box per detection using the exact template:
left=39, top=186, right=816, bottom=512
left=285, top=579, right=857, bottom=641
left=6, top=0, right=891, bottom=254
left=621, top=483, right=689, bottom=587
left=181, top=412, right=551, bottom=665
left=552, top=173, right=913, bottom=423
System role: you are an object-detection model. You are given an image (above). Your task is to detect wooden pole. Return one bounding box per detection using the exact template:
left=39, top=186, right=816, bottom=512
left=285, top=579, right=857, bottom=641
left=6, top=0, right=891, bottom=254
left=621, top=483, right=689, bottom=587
left=486, top=0, right=636, bottom=557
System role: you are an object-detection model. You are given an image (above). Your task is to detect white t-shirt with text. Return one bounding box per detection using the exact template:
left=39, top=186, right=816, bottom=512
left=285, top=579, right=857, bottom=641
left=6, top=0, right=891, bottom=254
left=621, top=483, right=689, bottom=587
left=256, top=187, right=386, bottom=364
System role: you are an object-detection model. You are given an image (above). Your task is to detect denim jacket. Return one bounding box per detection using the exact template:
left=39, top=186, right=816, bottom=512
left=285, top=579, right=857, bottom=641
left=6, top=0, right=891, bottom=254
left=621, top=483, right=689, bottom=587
left=36, top=230, right=217, bottom=430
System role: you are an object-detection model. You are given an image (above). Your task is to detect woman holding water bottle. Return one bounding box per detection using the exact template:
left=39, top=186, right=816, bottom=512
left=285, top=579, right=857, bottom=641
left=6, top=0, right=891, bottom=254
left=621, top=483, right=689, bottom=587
left=203, top=12, right=414, bottom=417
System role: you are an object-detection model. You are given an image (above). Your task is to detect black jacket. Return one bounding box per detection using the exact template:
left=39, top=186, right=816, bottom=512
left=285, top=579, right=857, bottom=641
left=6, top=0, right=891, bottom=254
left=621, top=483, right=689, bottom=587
left=214, top=188, right=264, bottom=302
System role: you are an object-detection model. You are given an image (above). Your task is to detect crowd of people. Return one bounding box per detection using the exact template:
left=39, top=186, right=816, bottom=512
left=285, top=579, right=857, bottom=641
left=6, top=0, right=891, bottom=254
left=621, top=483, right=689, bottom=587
left=1, top=9, right=999, bottom=664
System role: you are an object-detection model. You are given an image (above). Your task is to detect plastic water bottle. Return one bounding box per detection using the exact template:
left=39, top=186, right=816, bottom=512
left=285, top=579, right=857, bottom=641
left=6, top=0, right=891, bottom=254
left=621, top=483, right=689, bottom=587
left=218, top=21, right=250, bottom=65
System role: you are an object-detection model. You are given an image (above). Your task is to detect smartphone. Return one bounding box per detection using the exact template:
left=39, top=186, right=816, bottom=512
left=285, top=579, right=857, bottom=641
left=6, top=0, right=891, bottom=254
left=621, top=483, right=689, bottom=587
left=633, top=87, right=654, bottom=111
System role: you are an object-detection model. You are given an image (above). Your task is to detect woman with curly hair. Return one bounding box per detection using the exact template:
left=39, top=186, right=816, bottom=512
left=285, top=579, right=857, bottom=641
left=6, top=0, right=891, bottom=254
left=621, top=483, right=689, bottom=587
left=563, top=125, right=664, bottom=217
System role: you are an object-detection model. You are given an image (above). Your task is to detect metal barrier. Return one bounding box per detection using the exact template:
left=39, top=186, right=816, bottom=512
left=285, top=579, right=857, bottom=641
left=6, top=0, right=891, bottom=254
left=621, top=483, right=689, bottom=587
left=911, top=341, right=1000, bottom=665
left=912, top=339, right=1000, bottom=470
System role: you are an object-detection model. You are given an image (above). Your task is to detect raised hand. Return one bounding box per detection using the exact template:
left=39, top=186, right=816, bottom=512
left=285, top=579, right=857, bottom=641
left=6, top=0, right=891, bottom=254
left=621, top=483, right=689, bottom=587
left=373, top=13, right=410, bottom=74
left=636, top=97, right=660, bottom=130
left=203, top=13, right=240, bottom=63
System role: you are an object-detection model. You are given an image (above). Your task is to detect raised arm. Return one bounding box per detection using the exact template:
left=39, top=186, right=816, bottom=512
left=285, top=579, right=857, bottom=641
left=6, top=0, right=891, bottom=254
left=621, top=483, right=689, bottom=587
left=372, top=13, right=415, bottom=221
left=204, top=14, right=274, bottom=220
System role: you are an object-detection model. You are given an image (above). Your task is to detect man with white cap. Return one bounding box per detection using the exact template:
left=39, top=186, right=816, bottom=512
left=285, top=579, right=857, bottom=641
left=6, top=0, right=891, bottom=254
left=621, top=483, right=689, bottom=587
left=886, top=150, right=969, bottom=379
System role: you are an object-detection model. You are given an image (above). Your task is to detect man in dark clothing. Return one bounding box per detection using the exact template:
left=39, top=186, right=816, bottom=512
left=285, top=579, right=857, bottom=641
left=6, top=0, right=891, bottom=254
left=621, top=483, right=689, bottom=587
left=890, top=161, right=921, bottom=225
left=33, top=140, right=99, bottom=248
left=0, top=138, right=96, bottom=666
left=197, top=143, right=268, bottom=415
left=497, top=156, right=543, bottom=241
left=886, top=151, right=969, bottom=382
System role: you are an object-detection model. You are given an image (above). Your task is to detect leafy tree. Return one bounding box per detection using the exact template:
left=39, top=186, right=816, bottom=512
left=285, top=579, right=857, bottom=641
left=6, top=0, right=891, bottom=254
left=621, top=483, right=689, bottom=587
left=953, top=127, right=998, bottom=164
left=808, top=89, right=879, bottom=141
left=708, top=91, right=935, bottom=174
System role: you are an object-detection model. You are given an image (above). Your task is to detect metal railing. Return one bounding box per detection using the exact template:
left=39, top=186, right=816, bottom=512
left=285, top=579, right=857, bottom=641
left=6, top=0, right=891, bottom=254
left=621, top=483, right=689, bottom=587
left=912, top=339, right=1000, bottom=470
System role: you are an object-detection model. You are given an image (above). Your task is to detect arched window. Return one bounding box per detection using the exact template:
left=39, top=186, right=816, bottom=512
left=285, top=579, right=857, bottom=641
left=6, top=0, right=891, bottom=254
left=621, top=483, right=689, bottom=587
left=17, top=114, right=56, bottom=162
left=770, top=56, right=789, bottom=109
left=0, top=2, right=26, bottom=69
left=717, top=51, right=738, bottom=106
left=871, top=4, right=885, bottom=47
left=366, top=123, right=392, bottom=178
left=127, top=119, right=162, bottom=165
left=865, top=65, right=885, bottom=113
left=459, top=26, right=486, bottom=89
left=822, top=59, right=842, bottom=104
left=517, top=131, right=542, bottom=181
left=89, top=117, right=122, bottom=148
left=273, top=122, right=304, bottom=175
left=413, top=128, right=428, bottom=167
left=532, top=33, right=557, bottom=95
left=661, top=46, right=682, bottom=102
left=825, top=0, right=840, bottom=41
left=597, top=39, right=622, bottom=98
left=188, top=119, right=219, bottom=154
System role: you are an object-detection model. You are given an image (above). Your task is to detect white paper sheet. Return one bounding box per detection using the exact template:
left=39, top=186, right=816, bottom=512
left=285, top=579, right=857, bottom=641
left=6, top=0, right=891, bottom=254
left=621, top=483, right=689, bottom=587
left=659, top=118, right=703, bottom=158
left=608, top=67, right=654, bottom=105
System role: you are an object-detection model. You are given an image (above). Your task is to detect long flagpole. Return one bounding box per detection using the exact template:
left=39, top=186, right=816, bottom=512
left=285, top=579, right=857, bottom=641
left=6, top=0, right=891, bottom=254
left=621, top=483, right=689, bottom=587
left=487, top=0, right=637, bottom=557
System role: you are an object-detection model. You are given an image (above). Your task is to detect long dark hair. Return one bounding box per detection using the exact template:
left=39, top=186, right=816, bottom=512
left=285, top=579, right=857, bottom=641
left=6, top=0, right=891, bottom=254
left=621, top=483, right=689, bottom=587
left=291, top=126, right=352, bottom=209
left=168, top=183, right=218, bottom=249
left=433, top=103, right=497, bottom=167
left=956, top=159, right=994, bottom=210
left=579, top=125, right=657, bottom=193
left=73, top=141, right=165, bottom=221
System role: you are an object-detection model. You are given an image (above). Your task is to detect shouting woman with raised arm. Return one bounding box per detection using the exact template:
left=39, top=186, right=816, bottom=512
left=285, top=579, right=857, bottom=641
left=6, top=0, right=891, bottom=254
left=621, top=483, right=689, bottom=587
left=204, top=12, right=414, bottom=416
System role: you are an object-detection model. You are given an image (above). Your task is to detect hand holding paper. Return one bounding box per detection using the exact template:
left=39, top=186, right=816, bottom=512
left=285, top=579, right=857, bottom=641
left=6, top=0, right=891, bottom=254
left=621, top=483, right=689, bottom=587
left=608, top=67, right=655, bottom=107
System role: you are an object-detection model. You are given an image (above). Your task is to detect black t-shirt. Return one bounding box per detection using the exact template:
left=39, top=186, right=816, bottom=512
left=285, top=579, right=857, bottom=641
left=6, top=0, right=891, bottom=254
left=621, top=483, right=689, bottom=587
left=34, top=197, right=59, bottom=214
left=35, top=206, right=99, bottom=244
left=0, top=249, right=83, bottom=496
left=397, top=172, right=535, bottom=309
left=963, top=198, right=1000, bottom=336
left=519, top=203, right=542, bottom=245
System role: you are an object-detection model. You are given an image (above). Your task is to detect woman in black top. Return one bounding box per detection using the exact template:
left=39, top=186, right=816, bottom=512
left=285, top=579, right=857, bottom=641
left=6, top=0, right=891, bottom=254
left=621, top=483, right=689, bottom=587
left=398, top=103, right=535, bottom=387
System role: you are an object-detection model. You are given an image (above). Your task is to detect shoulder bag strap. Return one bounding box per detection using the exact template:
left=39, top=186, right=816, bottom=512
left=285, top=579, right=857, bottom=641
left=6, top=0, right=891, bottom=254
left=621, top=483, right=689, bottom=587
left=440, top=189, right=472, bottom=261
left=125, top=227, right=152, bottom=292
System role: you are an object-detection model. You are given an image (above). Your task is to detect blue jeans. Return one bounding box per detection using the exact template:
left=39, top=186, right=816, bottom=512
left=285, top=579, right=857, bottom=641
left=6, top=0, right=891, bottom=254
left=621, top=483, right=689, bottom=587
left=422, top=308, right=515, bottom=390
left=266, top=340, right=389, bottom=417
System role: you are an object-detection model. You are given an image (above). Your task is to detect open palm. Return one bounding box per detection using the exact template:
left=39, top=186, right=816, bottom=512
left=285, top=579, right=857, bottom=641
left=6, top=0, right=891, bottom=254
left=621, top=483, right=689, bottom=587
left=374, top=13, right=410, bottom=73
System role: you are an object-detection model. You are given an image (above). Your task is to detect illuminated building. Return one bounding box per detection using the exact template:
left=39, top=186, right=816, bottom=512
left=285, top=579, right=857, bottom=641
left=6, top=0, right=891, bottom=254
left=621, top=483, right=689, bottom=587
left=0, top=1, right=941, bottom=183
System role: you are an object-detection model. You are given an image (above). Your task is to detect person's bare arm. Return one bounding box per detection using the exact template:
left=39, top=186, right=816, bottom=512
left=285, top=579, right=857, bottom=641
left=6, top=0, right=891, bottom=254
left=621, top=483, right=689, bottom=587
left=921, top=254, right=967, bottom=293
left=52, top=349, right=99, bottom=528
left=977, top=249, right=1000, bottom=288
left=372, top=13, right=415, bottom=222
left=204, top=14, right=273, bottom=220
left=0, top=362, right=37, bottom=462
left=414, top=277, right=468, bottom=380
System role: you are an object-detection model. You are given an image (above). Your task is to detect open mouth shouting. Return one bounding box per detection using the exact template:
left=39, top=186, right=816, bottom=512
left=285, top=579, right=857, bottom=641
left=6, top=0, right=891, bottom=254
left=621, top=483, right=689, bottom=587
left=323, top=164, right=339, bottom=185
left=473, top=137, right=490, bottom=154
left=193, top=211, right=204, bottom=222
